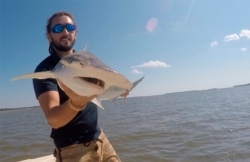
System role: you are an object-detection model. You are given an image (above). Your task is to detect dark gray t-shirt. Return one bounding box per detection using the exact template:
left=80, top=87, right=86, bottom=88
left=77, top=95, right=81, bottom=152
left=33, top=50, right=100, bottom=147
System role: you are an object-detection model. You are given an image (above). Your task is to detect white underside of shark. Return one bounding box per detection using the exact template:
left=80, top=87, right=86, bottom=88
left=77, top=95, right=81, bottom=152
left=13, top=50, right=144, bottom=109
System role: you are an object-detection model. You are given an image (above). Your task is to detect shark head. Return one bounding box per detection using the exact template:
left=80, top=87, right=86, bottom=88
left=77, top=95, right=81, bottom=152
left=60, top=51, right=114, bottom=73
left=53, top=62, right=106, bottom=97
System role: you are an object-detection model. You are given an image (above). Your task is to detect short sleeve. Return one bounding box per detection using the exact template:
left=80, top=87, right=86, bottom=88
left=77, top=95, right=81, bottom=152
left=33, top=78, right=58, bottom=99
left=32, top=55, right=68, bottom=103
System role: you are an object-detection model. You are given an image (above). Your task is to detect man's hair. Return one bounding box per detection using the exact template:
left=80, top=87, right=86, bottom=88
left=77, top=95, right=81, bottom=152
left=46, top=11, right=76, bottom=34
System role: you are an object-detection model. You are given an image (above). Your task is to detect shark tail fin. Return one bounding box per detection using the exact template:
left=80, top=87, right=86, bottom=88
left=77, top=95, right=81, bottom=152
left=130, top=76, right=145, bottom=91
left=12, top=71, right=55, bottom=81
left=110, top=76, right=145, bottom=101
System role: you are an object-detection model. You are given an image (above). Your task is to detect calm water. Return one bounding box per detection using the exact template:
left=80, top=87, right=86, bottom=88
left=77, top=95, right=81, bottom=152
left=1, top=86, right=250, bottom=162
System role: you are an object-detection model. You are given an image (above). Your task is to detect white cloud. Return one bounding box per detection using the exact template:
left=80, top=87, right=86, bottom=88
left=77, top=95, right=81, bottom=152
left=240, top=48, right=247, bottom=52
left=131, top=60, right=170, bottom=74
left=131, top=69, right=143, bottom=74
left=239, top=29, right=250, bottom=39
left=146, top=18, right=159, bottom=32
left=132, top=60, right=170, bottom=68
left=224, top=34, right=240, bottom=42
left=210, top=29, right=250, bottom=48
left=210, top=41, right=218, bottom=47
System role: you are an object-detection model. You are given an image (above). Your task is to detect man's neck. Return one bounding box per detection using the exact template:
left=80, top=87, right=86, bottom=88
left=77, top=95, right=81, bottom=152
left=56, top=49, right=74, bottom=58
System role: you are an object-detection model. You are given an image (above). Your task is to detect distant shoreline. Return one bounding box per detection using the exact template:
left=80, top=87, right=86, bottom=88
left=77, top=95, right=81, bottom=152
left=233, top=83, right=250, bottom=87
left=0, top=106, right=39, bottom=112
left=1, top=83, right=249, bottom=111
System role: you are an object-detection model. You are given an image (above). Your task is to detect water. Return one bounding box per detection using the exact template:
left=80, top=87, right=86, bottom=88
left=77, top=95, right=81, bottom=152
left=1, top=86, right=250, bottom=162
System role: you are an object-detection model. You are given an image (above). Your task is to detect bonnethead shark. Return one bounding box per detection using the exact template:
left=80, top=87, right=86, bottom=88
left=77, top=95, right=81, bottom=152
left=12, top=50, right=144, bottom=109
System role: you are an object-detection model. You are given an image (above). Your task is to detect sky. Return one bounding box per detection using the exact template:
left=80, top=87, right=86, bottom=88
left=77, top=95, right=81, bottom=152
left=1, top=0, right=250, bottom=108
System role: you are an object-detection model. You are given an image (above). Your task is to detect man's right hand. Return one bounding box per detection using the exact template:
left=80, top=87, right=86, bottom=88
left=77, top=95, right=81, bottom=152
left=58, top=80, right=97, bottom=110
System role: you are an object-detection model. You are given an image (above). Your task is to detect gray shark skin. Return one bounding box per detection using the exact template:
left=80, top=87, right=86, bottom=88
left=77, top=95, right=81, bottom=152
left=13, top=50, right=144, bottom=109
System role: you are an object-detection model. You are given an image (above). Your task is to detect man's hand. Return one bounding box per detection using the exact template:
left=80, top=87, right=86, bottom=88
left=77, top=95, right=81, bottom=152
left=58, top=80, right=96, bottom=108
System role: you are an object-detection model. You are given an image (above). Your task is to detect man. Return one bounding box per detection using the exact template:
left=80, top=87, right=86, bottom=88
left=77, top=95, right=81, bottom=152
left=33, top=11, right=121, bottom=162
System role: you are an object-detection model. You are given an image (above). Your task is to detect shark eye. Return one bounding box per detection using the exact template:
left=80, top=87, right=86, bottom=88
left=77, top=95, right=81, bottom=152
left=80, top=62, right=84, bottom=67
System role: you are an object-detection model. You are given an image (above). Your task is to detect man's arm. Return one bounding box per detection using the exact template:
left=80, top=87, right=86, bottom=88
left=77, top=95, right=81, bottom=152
left=38, top=84, right=96, bottom=129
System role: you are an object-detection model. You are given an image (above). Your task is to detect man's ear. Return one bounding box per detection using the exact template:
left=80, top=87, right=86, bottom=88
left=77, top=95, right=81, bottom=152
left=75, top=30, right=77, bottom=40
left=47, top=33, right=52, bottom=42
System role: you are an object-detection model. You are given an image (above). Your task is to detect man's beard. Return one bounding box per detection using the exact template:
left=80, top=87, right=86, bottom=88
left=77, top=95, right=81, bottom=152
left=51, top=39, right=76, bottom=52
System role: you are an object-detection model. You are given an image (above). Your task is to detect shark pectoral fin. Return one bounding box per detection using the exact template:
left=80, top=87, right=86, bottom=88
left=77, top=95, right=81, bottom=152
left=130, top=76, right=145, bottom=91
left=110, top=76, right=144, bottom=100
left=99, top=86, right=128, bottom=100
left=91, top=98, right=104, bottom=110
left=12, top=71, right=55, bottom=80
left=108, top=77, right=145, bottom=102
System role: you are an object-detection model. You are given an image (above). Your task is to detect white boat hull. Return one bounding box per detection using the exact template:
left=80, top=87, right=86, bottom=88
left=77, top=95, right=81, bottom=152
left=19, top=154, right=55, bottom=162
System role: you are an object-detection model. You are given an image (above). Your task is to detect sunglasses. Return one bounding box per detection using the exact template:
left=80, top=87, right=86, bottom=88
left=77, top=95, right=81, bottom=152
left=51, top=23, right=76, bottom=33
